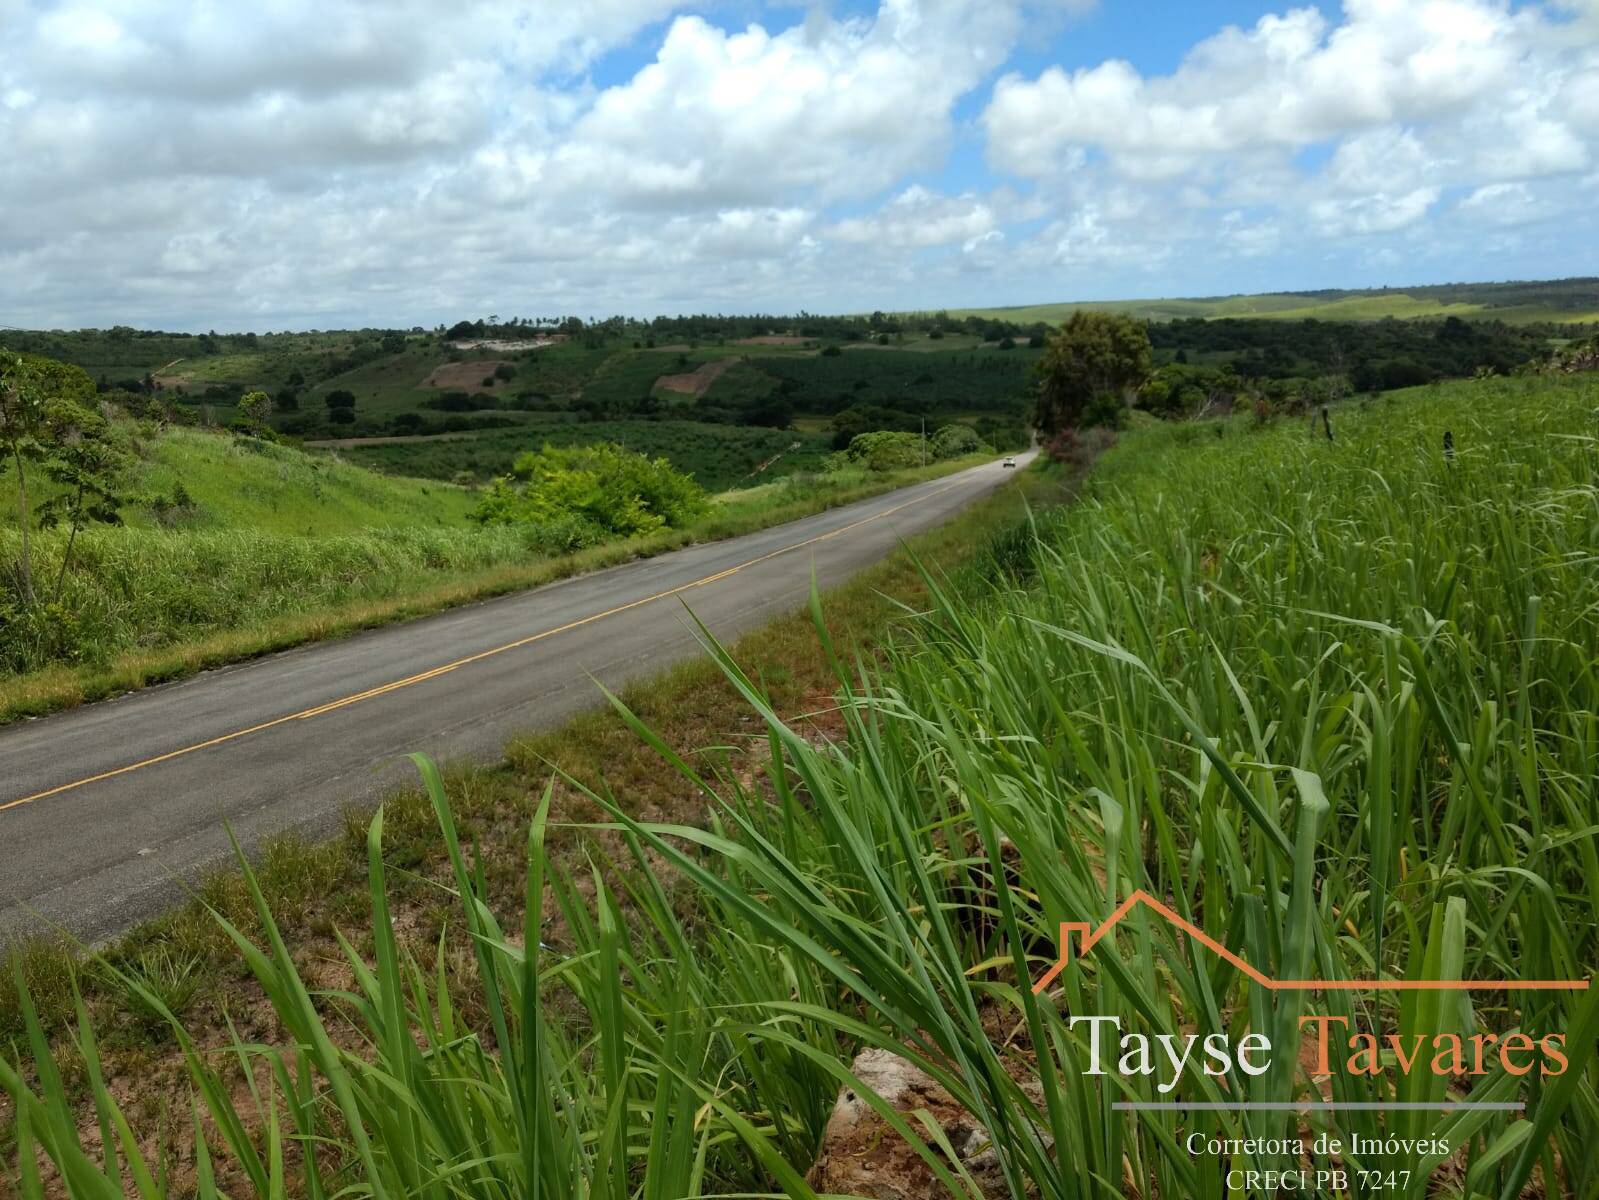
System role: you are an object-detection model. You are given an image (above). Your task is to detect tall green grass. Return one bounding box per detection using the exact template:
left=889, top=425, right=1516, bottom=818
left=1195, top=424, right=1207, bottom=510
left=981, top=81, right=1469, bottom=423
left=0, top=426, right=479, bottom=537
left=4, top=376, right=1595, bottom=1197
left=0, top=523, right=549, bottom=673
left=135, top=430, right=480, bottom=533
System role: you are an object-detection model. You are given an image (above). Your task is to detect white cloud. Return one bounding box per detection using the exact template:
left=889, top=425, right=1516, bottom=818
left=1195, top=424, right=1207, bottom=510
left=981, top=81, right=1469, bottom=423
left=982, top=1, right=1569, bottom=177
left=0, top=0, right=1593, bottom=329
left=830, top=186, right=998, bottom=248
left=1455, top=180, right=1564, bottom=226
left=1220, top=213, right=1282, bottom=257
left=552, top=1, right=1029, bottom=207
left=1310, top=187, right=1441, bottom=236
left=977, top=0, right=1599, bottom=283
left=3, top=0, right=1080, bottom=327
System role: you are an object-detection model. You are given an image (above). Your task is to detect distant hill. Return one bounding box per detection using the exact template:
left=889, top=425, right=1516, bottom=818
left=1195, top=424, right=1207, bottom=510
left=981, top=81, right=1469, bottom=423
left=942, top=277, right=1599, bottom=326
left=3, top=279, right=1590, bottom=466
left=0, top=327, right=1037, bottom=460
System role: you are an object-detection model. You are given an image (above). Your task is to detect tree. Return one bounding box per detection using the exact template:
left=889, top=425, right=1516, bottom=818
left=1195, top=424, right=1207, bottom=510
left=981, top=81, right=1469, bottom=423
left=828, top=404, right=918, bottom=449
left=237, top=389, right=273, bottom=435
left=929, top=423, right=987, bottom=460
left=37, top=406, right=130, bottom=601
left=744, top=394, right=793, bottom=428
left=0, top=354, right=48, bottom=604
left=842, top=431, right=921, bottom=471
left=325, top=389, right=356, bottom=414
left=0, top=353, right=99, bottom=605
left=1033, top=312, right=1152, bottom=436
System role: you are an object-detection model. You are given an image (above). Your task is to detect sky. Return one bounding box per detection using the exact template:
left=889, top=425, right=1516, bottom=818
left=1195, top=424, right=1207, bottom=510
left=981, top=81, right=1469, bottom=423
left=2, top=0, right=1597, bottom=331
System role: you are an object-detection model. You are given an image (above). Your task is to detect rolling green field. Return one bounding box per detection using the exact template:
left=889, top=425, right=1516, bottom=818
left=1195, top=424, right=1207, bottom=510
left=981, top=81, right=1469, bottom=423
left=945, top=293, right=1501, bottom=322
left=9, top=287, right=1588, bottom=468
left=946, top=276, right=1599, bottom=326
left=0, top=421, right=476, bottom=537
left=5, top=373, right=1593, bottom=1198
left=133, top=428, right=477, bottom=533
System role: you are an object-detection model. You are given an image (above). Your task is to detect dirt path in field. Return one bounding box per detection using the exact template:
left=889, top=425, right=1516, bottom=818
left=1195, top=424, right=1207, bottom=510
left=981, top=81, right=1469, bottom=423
left=151, top=357, right=192, bottom=390
left=304, top=430, right=493, bottom=448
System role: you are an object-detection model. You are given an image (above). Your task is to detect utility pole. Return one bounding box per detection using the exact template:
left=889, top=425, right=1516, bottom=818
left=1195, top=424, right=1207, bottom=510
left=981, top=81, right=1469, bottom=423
left=921, top=415, right=927, bottom=466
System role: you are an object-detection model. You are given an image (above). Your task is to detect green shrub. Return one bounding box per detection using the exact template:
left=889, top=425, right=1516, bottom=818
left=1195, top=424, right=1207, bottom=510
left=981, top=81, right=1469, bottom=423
left=471, top=442, right=706, bottom=537
left=928, top=423, right=988, bottom=459
left=841, top=430, right=922, bottom=471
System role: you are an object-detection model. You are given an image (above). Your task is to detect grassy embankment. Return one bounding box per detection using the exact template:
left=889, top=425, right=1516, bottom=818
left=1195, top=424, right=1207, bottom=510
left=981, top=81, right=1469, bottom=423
left=0, top=423, right=992, bottom=722
left=6, top=374, right=1596, bottom=1198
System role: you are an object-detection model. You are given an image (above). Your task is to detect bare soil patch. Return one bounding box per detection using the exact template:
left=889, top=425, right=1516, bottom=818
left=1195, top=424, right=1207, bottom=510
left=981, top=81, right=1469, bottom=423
left=422, top=360, right=512, bottom=389
left=736, top=335, right=810, bottom=346
left=654, top=356, right=741, bottom=398
left=448, top=336, right=561, bottom=352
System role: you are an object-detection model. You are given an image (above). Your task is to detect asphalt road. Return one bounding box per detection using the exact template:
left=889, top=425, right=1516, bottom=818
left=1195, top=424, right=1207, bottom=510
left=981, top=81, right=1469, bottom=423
left=0, top=455, right=1033, bottom=945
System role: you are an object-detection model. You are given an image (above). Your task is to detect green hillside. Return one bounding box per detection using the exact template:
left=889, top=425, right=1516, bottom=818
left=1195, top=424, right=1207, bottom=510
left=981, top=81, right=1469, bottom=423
left=945, top=276, right=1599, bottom=325
left=133, top=428, right=477, bottom=533
left=1, top=424, right=476, bottom=537
left=3, top=285, right=1588, bottom=471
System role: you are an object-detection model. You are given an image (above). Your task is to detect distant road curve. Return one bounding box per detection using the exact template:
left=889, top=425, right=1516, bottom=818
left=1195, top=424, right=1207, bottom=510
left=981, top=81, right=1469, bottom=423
left=303, top=429, right=492, bottom=448
left=0, top=454, right=1034, bottom=945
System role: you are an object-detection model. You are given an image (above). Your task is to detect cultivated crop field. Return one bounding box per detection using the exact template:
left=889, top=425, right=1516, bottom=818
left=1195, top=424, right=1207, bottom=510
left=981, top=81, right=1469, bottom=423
left=6, top=374, right=1592, bottom=1196
left=745, top=343, right=1039, bottom=414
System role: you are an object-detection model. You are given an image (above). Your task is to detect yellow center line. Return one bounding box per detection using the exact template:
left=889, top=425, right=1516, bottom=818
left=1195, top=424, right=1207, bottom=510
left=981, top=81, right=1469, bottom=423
left=0, top=472, right=979, bottom=814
